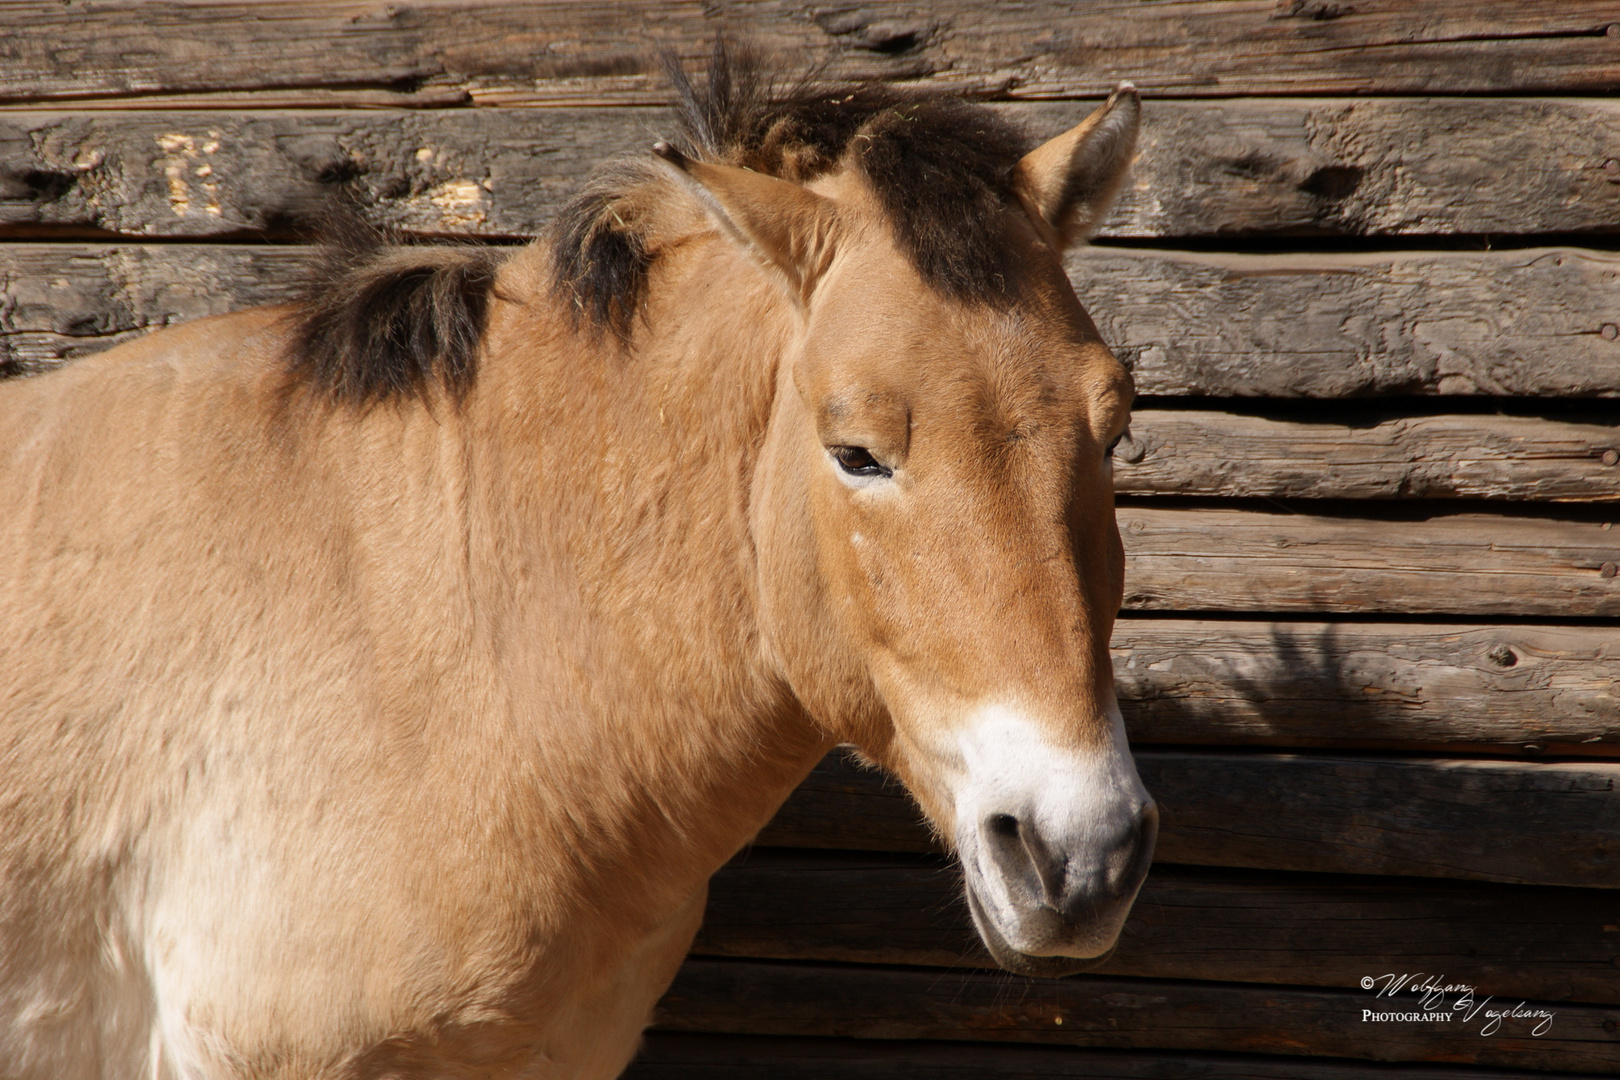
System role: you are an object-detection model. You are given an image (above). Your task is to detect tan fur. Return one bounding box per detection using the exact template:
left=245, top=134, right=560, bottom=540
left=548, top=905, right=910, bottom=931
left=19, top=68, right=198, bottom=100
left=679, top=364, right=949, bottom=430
left=0, top=97, right=1140, bottom=1079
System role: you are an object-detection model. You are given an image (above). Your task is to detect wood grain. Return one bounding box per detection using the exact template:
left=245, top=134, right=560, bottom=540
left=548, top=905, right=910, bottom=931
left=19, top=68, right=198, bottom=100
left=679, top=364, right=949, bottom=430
left=696, top=852, right=1620, bottom=1004
left=4, top=2, right=1619, bottom=105
left=1110, top=620, right=1619, bottom=752
left=6, top=243, right=1620, bottom=398
left=629, top=1033, right=1616, bottom=1080
left=756, top=751, right=1620, bottom=888
left=0, top=108, right=623, bottom=240
left=1115, top=507, right=1620, bottom=618
left=6, top=98, right=1619, bottom=240
left=0, top=244, right=305, bottom=375
left=651, top=960, right=1620, bottom=1073
left=1070, top=247, right=1620, bottom=399
left=1116, top=411, right=1620, bottom=503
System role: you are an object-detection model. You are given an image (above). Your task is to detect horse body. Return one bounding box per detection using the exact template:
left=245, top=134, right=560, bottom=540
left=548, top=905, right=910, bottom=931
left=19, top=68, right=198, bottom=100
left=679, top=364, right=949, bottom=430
left=1, top=57, right=1152, bottom=1079
left=1, top=250, right=823, bottom=1076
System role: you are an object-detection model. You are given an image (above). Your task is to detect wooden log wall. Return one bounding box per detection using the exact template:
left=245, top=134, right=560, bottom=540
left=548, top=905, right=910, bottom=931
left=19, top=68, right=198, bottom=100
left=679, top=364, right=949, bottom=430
left=3, top=2, right=1617, bottom=1075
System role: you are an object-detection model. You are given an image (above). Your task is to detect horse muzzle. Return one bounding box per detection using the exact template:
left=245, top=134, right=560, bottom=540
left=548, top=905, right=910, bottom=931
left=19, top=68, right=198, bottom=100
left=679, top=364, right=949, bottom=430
left=961, top=798, right=1158, bottom=977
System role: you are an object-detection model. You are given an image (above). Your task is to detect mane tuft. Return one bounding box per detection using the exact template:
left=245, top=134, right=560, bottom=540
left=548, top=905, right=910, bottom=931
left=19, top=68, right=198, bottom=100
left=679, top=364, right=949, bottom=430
left=548, top=42, right=1033, bottom=338
left=285, top=210, right=504, bottom=406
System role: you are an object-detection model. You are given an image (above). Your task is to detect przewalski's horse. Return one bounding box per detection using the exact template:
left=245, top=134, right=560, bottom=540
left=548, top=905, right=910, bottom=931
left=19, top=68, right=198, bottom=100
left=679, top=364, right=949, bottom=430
left=0, top=53, right=1152, bottom=1080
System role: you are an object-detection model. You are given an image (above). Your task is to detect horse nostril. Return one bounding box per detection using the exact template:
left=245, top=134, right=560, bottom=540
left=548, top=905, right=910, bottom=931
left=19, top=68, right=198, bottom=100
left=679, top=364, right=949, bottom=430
left=987, top=813, right=1020, bottom=840
left=1105, top=801, right=1158, bottom=899
left=1136, top=800, right=1159, bottom=853
left=981, top=812, right=1065, bottom=909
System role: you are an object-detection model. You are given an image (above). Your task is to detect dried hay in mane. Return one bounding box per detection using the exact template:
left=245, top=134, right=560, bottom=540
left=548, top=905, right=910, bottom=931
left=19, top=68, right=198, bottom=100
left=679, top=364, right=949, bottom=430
left=285, top=44, right=1032, bottom=403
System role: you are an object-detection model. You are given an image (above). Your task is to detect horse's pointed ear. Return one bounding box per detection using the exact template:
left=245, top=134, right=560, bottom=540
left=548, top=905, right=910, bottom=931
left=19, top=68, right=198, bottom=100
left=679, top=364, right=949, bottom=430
left=1014, top=83, right=1140, bottom=251
left=653, top=142, right=841, bottom=304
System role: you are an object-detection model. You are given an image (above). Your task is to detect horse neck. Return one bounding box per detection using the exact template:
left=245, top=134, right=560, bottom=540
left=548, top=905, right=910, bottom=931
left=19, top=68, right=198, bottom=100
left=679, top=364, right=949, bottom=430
left=464, top=241, right=831, bottom=917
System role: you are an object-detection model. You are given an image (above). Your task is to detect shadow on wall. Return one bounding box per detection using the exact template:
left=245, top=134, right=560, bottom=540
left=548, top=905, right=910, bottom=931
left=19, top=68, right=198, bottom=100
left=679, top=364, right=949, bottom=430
left=1112, top=616, right=1617, bottom=754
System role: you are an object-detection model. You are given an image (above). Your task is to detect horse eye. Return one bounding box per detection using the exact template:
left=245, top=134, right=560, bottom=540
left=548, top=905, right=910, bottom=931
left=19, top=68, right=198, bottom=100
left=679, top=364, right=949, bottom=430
left=1105, top=434, right=1124, bottom=459
left=831, top=445, right=889, bottom=478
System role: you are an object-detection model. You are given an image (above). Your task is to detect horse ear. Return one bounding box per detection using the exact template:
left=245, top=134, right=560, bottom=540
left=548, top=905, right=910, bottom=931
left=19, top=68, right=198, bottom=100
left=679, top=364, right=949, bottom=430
left=1014, top=84, right=1140, bottom=251
left=653, top=143, right=842, bottom=304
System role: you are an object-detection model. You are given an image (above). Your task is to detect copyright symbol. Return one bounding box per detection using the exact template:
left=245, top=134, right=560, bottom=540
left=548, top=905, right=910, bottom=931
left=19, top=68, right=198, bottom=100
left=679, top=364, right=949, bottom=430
left=1361, top=977, right=1375, bottom=989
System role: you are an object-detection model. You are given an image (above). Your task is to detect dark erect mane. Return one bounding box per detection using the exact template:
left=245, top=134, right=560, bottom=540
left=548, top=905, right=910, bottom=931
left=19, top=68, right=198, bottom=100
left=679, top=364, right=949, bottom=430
left=551, top=44, right=1032, bottom=337
left=285, top=211, right=503, bottom=407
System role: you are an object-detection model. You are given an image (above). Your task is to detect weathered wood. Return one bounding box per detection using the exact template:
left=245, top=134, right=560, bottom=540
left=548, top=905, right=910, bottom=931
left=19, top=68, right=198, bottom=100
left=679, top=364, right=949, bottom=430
left=6, top=243, right=1620, bottom=398
left=1110, top=620, right=1620, bottom=752
left=0, top=109, right=622, bottom=240
left=1071, top=247, right=1620, bottom=399
left=651, top=961, right=1620, bottom=1073
left=629, top=1033, right=1610, bottom=1080
left=696, top=852, right=1620, bottom=1004
left=757, top=751, right=1620, bottom=888
left=1116, top=507, right=1620, bottom=618
left=1117, top=411, right=1620, bottom=503
left=0, top=244, right=306, bottom=376
left=6, top=98, right=1620, bottom=240
left=1076, top=95, right=1620, bottom=240
left=1148, top=754, right=1620, bottom=887
left=4, top=2, right=1620, bottom=105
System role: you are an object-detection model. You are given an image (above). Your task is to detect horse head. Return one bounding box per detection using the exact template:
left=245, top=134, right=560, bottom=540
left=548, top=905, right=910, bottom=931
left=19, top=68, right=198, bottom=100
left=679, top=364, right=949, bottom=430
left=656, top=84, right=1155, bottom=975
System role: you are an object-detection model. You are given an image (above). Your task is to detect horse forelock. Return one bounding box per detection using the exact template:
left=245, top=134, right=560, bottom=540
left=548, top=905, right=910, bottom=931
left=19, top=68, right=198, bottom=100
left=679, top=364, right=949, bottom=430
left=549, top=42, right=1033, bottom=339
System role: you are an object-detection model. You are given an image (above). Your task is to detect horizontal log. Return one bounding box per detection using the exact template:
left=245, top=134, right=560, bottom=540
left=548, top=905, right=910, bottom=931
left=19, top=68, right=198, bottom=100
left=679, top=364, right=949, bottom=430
left=1148, top=754, right=1620, bottom=887
left=630, top=1034, right=1609, bottom=1080
left=5, top=243, right=1620, bottom=399
left=1116, top=411, right=1620, bottom=503
left=651, top=960, right=1620, bottom=1073
left=0, top=108, right=615, bottom=240
left=756, top=751, right=1620, bottom=888
left=1115, top=507, right=1620, bottom=617
left=4, top=2, right=1619, bottom=105
left=6, top=98, right=1620, bottom=240
left=1110, top=620, right=1620, bottom=752
left=0, top=244, right=304, bottom=376
left=1071, top=247, right=1620, bottom=399
left=696, top=853, right=1620, bottom=1004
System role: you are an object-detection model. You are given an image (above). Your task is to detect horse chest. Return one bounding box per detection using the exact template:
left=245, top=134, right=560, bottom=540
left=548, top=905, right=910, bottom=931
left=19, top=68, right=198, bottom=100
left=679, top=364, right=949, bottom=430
left=298, top=883, right=710, bottom=1079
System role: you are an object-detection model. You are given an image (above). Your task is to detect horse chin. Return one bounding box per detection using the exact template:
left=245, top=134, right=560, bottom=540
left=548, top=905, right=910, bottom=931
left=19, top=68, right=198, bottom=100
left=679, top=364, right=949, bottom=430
left=964, top=883, right=1119, bottom=979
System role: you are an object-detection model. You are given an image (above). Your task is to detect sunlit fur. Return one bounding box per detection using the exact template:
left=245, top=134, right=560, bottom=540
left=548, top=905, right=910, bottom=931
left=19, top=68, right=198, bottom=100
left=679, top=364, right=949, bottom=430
left=0, top=75, right=1145, bottom=1079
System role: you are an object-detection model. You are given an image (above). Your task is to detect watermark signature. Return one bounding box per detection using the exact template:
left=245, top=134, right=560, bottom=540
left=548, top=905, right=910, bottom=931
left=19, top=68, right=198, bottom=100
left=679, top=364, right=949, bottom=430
left=1360, top=973, right=1554, bottom=1037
